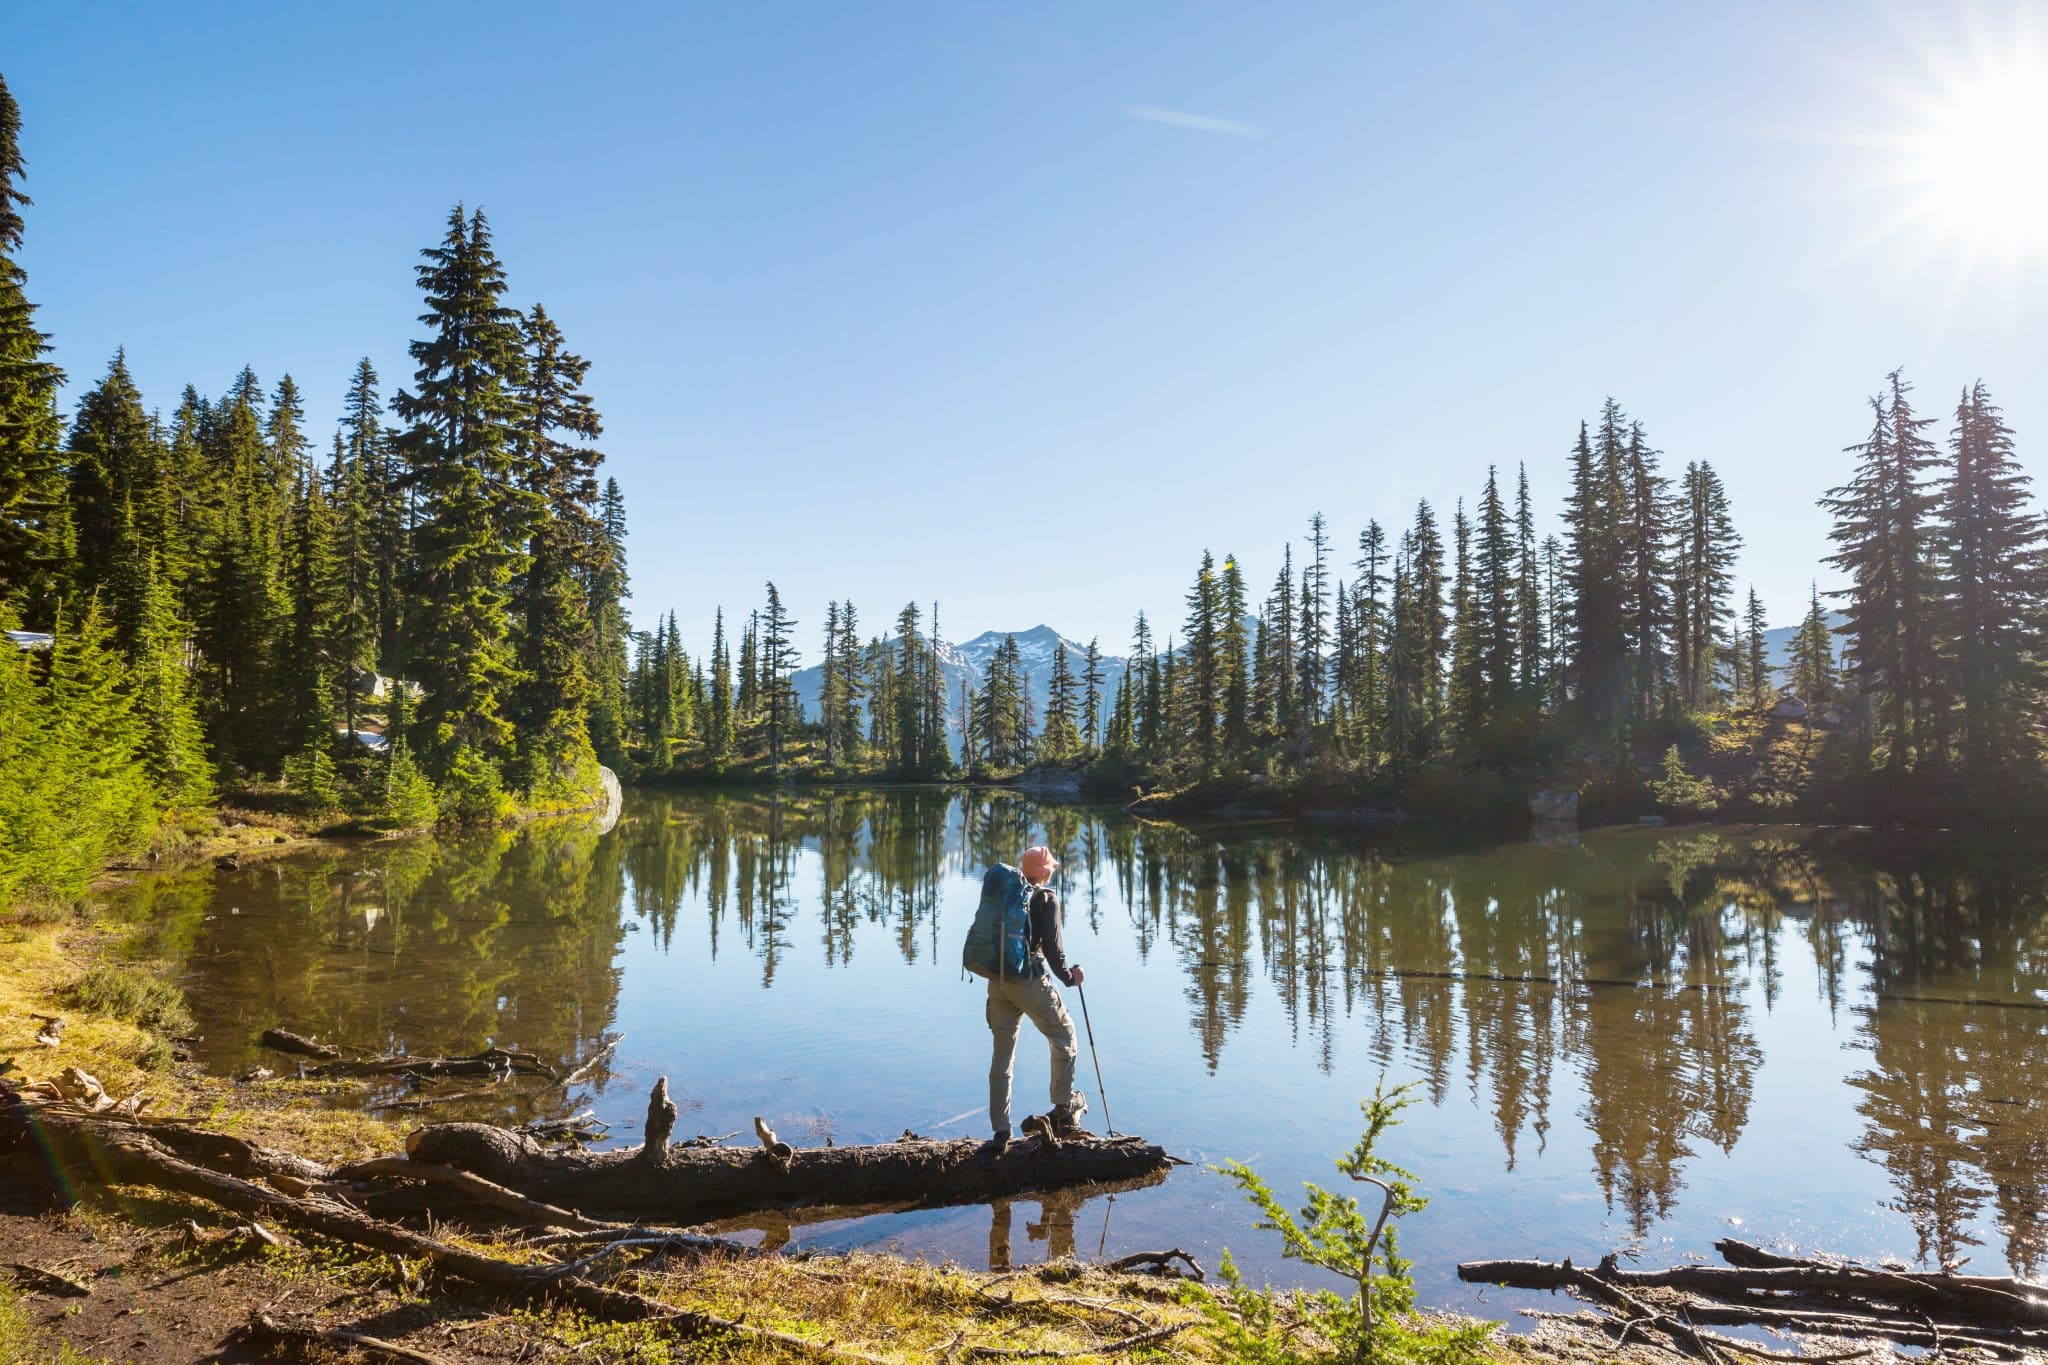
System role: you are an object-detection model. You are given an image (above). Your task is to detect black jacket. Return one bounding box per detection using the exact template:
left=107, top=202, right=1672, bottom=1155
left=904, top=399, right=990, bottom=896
left=1030, top=888, right=1076, bottom=986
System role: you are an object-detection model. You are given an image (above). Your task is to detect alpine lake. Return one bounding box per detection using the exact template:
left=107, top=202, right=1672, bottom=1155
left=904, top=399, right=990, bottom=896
left=101, top=787, right=2048, bottom=1321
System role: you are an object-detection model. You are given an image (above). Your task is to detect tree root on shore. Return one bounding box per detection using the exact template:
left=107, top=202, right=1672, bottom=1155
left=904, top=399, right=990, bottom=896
left=1462, top=1238, right=2048, bottom=1360
left=4, top=1079, right=895, bottom=1362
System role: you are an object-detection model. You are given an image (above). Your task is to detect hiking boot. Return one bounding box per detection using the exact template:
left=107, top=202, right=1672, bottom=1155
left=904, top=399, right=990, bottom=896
left=1019, top=1113, right=1060, bottom=1147
left=1051, top=1091, right=1090, bottom=1139
left=987, top=1131, right=1010, bottom=1155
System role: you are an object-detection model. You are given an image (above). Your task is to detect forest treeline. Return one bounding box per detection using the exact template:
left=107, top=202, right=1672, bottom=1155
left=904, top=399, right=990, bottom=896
left=622, top=371, right=2041, bottom=817
left=0, top=74, right=631, bottom=903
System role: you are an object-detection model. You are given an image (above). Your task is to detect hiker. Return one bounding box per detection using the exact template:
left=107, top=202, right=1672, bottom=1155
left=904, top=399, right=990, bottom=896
left=964, top=844, right=1086, bottom=1150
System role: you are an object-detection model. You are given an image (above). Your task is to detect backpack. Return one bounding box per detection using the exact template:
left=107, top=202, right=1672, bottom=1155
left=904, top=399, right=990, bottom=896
left=962, top=864, right=1035, bottom=980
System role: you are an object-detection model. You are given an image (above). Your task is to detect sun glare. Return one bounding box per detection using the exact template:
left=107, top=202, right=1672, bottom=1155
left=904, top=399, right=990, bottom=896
left=1913, top=59, right=2048, bottom=250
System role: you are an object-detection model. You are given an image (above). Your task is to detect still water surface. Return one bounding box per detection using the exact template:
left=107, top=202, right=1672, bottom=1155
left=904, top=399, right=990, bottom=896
left=115, top=789, right=2048, bottom=1316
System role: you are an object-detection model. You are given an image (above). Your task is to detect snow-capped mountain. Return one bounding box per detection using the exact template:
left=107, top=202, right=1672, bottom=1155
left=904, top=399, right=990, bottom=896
left=790, top=624, right=1130, bottom=745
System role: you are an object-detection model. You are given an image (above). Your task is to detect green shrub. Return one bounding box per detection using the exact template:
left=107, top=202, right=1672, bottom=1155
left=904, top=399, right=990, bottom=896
left=281, top=744, right=343, bottom=812
left=64, top=960, right=193, bottom=1038
left=1194, top=1080, right=1495, bottom=1364
left=1648, top=744, right=1722, bottom=817
left=438, top=744, right=509, bottom=823
left=375, top=743, right=440, bottom=830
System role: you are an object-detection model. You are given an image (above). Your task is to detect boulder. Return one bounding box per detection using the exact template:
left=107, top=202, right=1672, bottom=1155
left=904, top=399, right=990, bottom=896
left=1527, top=789, right=1579, bottom=824
left=1770, top=695, right=1810, bottom=721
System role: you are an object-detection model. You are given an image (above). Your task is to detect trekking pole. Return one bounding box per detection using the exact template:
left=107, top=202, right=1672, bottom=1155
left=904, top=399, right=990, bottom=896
left=1075, top=981, right=1117, bottom=1136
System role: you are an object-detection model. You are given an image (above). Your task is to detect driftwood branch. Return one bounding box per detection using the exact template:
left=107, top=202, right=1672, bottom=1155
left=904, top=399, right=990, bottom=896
left=1462, top=1243, right=2048, bottom=1360
left=1106, top=1248, right=1205, bottom=1282
left=563, top=1033, right=621, bottom=1087
left=259, top=1027, right=343, bottom=1060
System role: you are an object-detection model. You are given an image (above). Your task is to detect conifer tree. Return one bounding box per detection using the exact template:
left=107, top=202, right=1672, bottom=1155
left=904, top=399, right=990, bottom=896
left=1822, top=371, right=1941, bottom=770
left=1514, top=466, right=1543, bottom=700
left=1354, top=522, right=1388, bottom=756
left=1476, top=466, right=1518, bottom=719
left=1934, top=381, right=2044, bottom=773
left=324, top=431, right=376, bottom=740
left=1217, top=557, right=1250, bottom=757
left=1182, top=550, right=1221, bottom=766
left=280, top=466, right=338, bottom=755
left=1081, top=636, right=1105, bottom=755
left=1042, top=639, right=1081, bottom=760
left=1298, top=514, right=1329, bottom=727
left=1265, top=549, right=1296, bottom=737
left=391, top=205, right=539, bottom=781
left=1564, top=412, right=1627, bottom=728
left=1407, top=502, right=1447, bottom=735
left=512, top=303, right=607, bottom=790
left=126, top=550, right=212, bottom=808
left=1673, top=460, right=1739, bottom=708
left=0, top=73, right=67, bottom=624
left=1788, top=582, right=1836, bottom=706
left=587, top=477, right=631, bottom=768
left=1744, top=588, right=1770, bottom=709
left=708, top=607, right=734, bottom=757
left=194, top=373, right=290, bottom=772
left=340, top=358, right=407, bottom=672
left=66, top=353, right=159, bottom=603
left=760, top=582, right=797, bottom=773
left=1619, top=421, right=1671, bottom=725
left=1447, top=500, right=1484, bottom=742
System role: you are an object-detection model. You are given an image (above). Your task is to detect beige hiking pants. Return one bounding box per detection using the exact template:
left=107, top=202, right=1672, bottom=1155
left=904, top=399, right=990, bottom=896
left=986, top=969, right=1080, bottom=1137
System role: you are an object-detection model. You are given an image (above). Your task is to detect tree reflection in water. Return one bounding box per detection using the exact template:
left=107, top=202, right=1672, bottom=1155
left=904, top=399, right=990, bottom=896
left=133, top=791, right=2048, bottom=1277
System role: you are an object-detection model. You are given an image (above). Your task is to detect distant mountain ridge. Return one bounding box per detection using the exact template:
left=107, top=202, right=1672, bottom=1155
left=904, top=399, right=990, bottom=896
left=789, top=624, right=1130, bottom=748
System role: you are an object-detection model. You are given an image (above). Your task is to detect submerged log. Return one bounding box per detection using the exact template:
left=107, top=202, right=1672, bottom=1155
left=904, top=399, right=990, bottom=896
left=406, top=1076, right=1176, bottom=1223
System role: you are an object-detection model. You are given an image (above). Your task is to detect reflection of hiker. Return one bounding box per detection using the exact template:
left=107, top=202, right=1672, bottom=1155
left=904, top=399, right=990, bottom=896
left=963, top=844, right=1085, bottom=1150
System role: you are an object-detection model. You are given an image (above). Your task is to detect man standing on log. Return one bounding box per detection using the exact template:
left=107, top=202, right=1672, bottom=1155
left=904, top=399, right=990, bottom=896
left=984, top=845, right=1086, bottom=1151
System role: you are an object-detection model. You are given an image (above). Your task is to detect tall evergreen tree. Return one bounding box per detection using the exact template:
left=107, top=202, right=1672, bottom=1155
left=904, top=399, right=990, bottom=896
left=0, top=73, right=67, bottom=624
left=391, top=205, right=540, bottom=783
left=1476, top=466, right=1518, bottom=720
left=1354, top=522, right=1388, bottom=756
left=511, top=302, right=607, bottom=790
left=1673, top=459, right=1739, bottom=708
left=1934, top=381, right=2044, bottom=773
left=1182, top=550, right=1220, bottom=766
left=1218, top=557, right=1250, bottom=757
left=1788, top=582, right=1836, bottom=706
left=1619, top=421, right=1671, bottom=725
left=1822, top=371, right=1941, bottom=771
left=760, top=583, right=797, bottom=773
left=1564, top=412, right=1627, bottom=729
left=1041, top=639, right=1081, bottom=760
left=1514, top=465, right=1543, bottom=700
left=587, top=477, right=632, bottom=768
left=1298, top=514, right=1329, bottom=727
left=1447, top=499, right=1484, bottom=742
left=1743, top=588, right=1770, bottom=709
left=1081, top=636, right=1105, bottom=754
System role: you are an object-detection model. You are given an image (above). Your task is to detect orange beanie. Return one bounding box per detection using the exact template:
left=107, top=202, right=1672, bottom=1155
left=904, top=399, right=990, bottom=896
left=1019, top=846, right=1060, bottom=885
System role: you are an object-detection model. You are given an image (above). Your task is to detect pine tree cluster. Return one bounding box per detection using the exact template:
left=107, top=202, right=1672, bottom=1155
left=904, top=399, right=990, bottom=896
left=0, top=74, right=630, bottom=874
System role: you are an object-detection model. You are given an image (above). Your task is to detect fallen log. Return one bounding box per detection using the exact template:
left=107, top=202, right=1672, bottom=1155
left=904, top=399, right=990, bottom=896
left=1460, top=1253, right=2048, bottom=1325
left=1460, top=1249, right=2048, bottom=1359
left=407, top=1077, right=1177, bottom=1223
left=258, top=1027, right=343, bottom=1060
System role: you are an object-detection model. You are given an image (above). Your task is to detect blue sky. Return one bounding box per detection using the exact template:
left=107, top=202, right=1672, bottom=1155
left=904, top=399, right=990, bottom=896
left=13, top=3, right=2048, bottom=655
